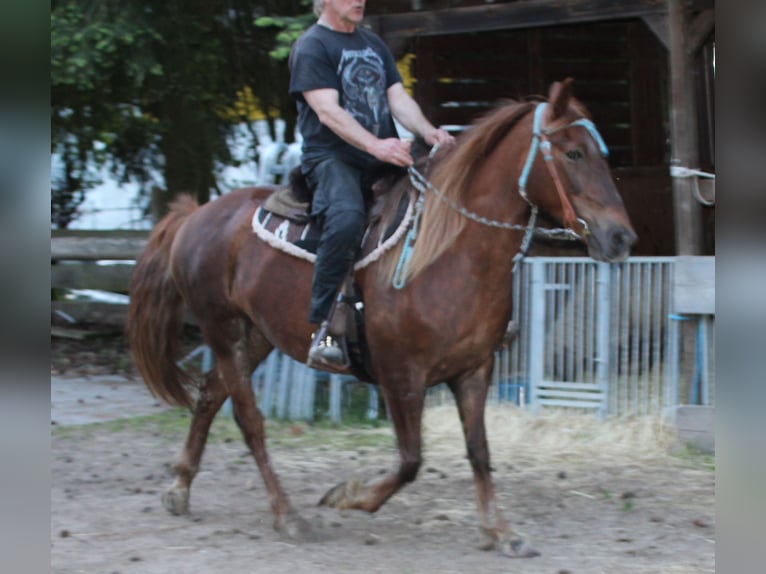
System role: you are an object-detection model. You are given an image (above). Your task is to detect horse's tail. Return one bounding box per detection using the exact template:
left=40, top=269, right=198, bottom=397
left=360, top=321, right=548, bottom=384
left=127, top=195, right=199, bottom=409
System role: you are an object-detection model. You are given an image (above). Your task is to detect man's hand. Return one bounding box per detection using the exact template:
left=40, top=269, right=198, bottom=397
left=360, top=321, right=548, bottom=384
left=423, top=127, right=455, bottom=148
left=369, top=137, right=414, bottom=167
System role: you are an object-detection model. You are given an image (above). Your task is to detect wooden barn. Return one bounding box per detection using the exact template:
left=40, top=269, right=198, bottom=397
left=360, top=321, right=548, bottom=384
left=365, top=0, right=715, bottom=257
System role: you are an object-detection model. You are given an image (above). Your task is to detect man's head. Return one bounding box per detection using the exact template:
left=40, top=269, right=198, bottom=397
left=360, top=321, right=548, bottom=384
left=315, top=0, right=366, bottom=27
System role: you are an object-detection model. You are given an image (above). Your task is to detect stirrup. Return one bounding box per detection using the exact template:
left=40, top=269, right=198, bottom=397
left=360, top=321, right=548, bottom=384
left=307, top=322, right=350, bottom=372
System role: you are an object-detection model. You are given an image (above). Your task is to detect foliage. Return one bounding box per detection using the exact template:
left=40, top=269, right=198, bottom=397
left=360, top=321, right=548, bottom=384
left=254, top=0, right=316, bottom=61
left=51, top=0, right=306, bottom=227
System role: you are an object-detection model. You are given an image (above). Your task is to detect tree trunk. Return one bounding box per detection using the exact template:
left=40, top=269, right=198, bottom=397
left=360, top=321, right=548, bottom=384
left=156, top=93, right=217, bottom=217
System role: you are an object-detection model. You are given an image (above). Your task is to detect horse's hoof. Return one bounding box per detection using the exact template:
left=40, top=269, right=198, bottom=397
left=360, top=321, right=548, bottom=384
left=318, top=479, right=362, bottom=509
left=275, top=510, right=318, bottom=542
left=503, top=538, right=541, bottom=558
left=162, top=486, right=190, bottom=515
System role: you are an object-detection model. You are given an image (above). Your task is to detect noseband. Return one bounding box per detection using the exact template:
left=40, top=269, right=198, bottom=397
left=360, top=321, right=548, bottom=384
left=518, top=102, right=610, bottom=239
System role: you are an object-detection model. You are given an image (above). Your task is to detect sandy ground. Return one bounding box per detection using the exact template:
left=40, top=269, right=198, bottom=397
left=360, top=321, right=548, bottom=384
left=51, top=370, right=715, bottom=574
left=50, top=332, right=715, bottom=573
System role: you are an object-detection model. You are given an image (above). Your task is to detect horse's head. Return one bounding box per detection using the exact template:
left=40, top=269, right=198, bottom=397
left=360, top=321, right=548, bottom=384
left=525, top=79, right=637, bottom=262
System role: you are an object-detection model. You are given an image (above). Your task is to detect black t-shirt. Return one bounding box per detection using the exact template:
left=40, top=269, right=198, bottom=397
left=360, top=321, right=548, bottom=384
left=288, top=24, right=403, bottom=169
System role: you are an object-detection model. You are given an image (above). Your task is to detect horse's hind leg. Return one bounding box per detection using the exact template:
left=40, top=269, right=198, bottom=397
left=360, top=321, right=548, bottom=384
left=216, top=323, right=314, bottom=540
left=448, top=360, right=539, bottom=558
left=320, top=379, right=425, bottom=512
left=162, top=368, right=229, bottom=515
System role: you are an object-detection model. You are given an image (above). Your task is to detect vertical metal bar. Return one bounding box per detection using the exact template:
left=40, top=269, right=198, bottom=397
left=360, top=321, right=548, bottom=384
left=667, top=259, right=680, bottom=408
left=620, top=263, right=630, bottom=416
left=275, top=353, right=291, bottom=419
left=698, top=316, right=710, bottom=405
left=329, top=373, right=342, bottom=423
left=588, top=263, right=597, bottom=387
left=202, top=346, right=213, bottom=372
left=288, top=361, right=303, bottom=420
left=608, top=264, right=619, bottom=415
left=528, top=259, right=545, bottom=412
left=301, top=365, right=317, bottom=421
left=650, top=263, right=657, bottom=414
left=366, top=385, right=379, bottom=420
left=641, top=263, right=651, bottom=415
left=576, top=262, right=585, bottom=384
left=557, top=262, right=565, bottom=382
left=709, top=315, right=716, bottom=404
left=517, top=261, right=530, bottom=408
left=631, top=261, right=639, bottom=415
left=261, top=351, right=279, bottom=418
left=595, top=262, right=611, bottom=419
left=566, top=261, right=575, bottom=382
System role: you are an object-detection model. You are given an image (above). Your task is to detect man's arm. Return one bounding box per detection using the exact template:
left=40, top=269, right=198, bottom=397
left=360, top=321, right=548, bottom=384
left=387, top=83, right=455, bottom=147
left=303, top=88, right=414, bottom=167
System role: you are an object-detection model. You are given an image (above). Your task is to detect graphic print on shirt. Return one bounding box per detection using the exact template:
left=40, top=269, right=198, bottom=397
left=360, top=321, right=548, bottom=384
left=337, top=47, right=390, bottom=136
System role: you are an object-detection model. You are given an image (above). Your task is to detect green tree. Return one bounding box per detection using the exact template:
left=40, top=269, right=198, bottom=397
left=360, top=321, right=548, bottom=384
left=51, top=0, right=309, bottom=227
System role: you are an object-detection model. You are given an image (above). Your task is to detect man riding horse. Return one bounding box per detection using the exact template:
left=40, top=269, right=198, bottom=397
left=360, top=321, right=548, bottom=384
left=288, top=0, right=455, bottom=370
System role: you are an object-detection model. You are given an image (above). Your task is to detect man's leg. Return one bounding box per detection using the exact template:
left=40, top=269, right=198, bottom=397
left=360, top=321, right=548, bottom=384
left=305, top=159, right=366, bottom=368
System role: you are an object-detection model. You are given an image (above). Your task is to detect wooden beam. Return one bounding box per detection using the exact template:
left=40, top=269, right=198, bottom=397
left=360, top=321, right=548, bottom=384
left=641, top=14, right=670, bottom=49
left=51, top=262, right=134, bottom=293
left=51, top=234, right=148, bottom=261
left=52, top=301, right=198, bottom=327
left=369, top=0, right=667, bottom=42
left=667, top=0, right=703, bottom=255
left=687, top=8, right=714, bottom=55
left=52, top=301, right=130, bottom=327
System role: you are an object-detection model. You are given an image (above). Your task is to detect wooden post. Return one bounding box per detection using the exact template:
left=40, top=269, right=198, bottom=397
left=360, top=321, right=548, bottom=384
left=667, top=0, right=704, bottom=405
left=667, top=0, right=703, bottom=255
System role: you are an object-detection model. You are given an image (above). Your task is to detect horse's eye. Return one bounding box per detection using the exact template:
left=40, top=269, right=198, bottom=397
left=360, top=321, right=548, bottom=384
left=565, top=149, right=584, bottom=161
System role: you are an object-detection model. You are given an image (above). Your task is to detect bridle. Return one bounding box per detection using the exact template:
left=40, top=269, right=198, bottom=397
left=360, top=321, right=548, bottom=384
left=396, top=101, right=611, bottom=287
left=517, top=101, right=610, bottom=240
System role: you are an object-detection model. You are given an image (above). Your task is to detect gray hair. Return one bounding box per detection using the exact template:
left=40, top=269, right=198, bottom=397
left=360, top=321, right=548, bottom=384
left=313, top=0, right=324, bottom=18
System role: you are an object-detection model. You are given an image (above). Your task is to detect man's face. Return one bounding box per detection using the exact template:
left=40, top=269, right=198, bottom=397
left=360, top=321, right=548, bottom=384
left=327, top=0, right=366, bottom=25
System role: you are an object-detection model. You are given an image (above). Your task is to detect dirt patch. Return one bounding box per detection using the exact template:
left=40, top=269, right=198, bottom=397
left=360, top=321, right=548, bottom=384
left=51, top=404, right=714, bottom=574
left=50, top=328, right=714, bottom=573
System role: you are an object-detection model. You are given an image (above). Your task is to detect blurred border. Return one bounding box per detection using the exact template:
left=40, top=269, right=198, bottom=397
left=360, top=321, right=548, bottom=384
left=0, top=1, right=52, bottom=573
left=716, top=2, right=766, bottom=573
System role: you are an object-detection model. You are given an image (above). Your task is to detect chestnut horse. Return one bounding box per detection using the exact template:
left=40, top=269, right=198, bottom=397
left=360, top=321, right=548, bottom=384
left=127, top=79, right=636, bottom=556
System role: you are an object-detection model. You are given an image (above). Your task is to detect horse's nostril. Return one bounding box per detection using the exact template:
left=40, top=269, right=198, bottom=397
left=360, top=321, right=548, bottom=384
left=611, top=229, right=636, bottom=252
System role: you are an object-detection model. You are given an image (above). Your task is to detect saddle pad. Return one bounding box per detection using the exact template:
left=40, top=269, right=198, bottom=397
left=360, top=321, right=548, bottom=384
left=252, top=185, right=415, bottom=267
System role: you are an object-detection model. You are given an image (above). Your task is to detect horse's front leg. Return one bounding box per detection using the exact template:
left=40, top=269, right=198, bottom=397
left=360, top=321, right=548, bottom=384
left=320, top=383, right=424, bottom=512
left=448, top=361, right=540, bottom=558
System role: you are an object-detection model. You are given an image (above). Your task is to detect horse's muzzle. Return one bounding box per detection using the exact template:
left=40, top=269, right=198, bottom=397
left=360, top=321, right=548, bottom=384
left=588, top=225, right=637, bottom=263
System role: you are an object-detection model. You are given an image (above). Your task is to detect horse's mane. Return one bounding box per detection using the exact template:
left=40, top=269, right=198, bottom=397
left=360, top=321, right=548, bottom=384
left=378, top=99, right=538, bottom=285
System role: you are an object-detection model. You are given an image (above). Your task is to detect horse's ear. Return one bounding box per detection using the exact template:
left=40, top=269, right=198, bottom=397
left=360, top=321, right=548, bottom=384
left=548, top=78, right=574, bottom=120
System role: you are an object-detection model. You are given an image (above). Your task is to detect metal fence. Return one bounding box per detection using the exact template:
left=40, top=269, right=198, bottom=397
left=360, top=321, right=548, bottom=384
left=488, top=256, right=714, bottom=417
left=208, top=256, right=714, bottom=422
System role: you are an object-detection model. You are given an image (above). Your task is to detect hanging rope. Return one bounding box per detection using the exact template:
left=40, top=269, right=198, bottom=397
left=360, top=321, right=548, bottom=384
left=670, top=165, right=716, bottom=206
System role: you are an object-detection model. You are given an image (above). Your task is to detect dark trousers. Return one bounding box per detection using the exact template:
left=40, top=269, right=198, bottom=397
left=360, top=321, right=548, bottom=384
left=304, top=158, right=368, bottom=325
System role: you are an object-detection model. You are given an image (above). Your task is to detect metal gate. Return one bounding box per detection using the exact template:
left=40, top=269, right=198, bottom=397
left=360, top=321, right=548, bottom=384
left=493, top=257, right=677, bottom=417
left=237, top=257, right=708, bottom=420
